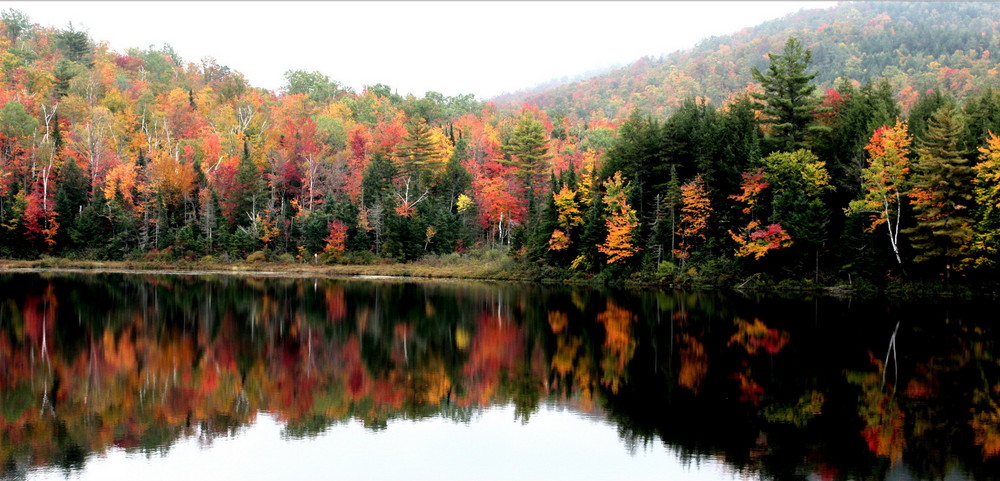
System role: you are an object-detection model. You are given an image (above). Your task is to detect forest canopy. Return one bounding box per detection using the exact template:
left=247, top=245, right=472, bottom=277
left=4, top=3, right=1000, bottom=289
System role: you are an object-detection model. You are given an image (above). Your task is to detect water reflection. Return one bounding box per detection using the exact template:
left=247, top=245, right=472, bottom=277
left=0, top=273, right=998, bottom=480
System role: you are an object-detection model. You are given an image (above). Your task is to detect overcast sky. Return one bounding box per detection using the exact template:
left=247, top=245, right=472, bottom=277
left=6, top=1, right=837, bottom=99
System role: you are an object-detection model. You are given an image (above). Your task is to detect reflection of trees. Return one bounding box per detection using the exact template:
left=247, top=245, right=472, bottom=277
left=0, top=275, right=999, bottom=479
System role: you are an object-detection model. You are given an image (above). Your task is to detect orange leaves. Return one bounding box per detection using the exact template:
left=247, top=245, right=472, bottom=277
left=147, top=149, right=197, bottom=208
left=598, top=171, right=640, bottom=264
left=596, top=300, right=636, bottom=394
left=548, top=229, right=571, bottom=251
left=102, top=162, right=139, bottom=205
left=323, top=219, right=348, bottom=255
left=678, top=334, right=708, bottom=394
left=674, top=175, right=711, bottom=262
left=730, top=169, right=768, bottom=215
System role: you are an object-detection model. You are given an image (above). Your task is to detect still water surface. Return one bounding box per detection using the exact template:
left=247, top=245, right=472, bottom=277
left=0, top=272, right=998, bottom=480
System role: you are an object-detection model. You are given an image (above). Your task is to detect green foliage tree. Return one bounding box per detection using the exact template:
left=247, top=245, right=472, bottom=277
left=908, top=89, right=952, bottom=145
left=283, top=69, right=341, bottom=103
left=233, top=141, right=266, bottom=228
left=1, top=9, right=31, bottom=42
left=55, top=24, right=92, bottom=66
left=501, top=112, right=551, bottom=205
left=751, top=37, right=827, bottom=152
left=53, top=158, right=89, bottom=251
left=903, top=104, right=974, bottom=277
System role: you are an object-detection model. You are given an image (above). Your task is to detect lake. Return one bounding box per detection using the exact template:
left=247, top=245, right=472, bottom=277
left=0, top=272, right=998, bottom=480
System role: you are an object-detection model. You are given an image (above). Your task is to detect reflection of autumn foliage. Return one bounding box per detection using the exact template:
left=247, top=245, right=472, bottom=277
left=678, top=334, right=708, bottom=395
left=847, top=355, right=906, bottom=463
left=732, top=369, right=766, bottom=405
left=596, top=300, right=636, bottom=394
left=972, top=382, right=1000, bottom=459
left=324, top=286, right=346, bottom=322
left=460, top=311, right=523, bottom=407
left=728, top=318, right=790, bottom=355
left=6, top=276, right=1000, bottom=478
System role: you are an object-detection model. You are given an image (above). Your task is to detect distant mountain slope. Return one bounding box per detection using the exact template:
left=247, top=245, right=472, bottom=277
left=493, top=2, right=1000, bottom=121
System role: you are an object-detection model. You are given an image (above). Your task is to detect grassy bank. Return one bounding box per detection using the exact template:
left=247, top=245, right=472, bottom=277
left=0, top=252, right=534, bottom=282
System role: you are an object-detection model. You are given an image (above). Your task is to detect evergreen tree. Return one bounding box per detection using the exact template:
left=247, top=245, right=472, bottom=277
left=961, top=87, right=1000, bottom=158
left=602, top=110, right=665, bottom=246
left=501, top=111, right=551, bottom=206
left=53, top=157, right=88, bottom=251
left=903, top=104, right=974, bottom=277
left=908, top=89, right=952, bottom=145
left=751, top=37, right=827, bottom=152
left=360, top=153, right=397, bottom=254
left=233, top=140, right=266, bottom=227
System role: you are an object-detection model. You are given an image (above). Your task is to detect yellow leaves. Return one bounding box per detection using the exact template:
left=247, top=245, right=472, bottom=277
left=972, top=132, right=1000, bottom=266
left=427, top=126, right=454, bottom=166
left=576, top=149, right=599, bottom=205
left=553, top=184, right=583, bottom=229
left=456, top=193, right=474, bottom=213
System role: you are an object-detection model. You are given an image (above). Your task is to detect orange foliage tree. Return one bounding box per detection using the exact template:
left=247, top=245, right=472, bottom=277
left=598, top=171, right=640, bottom=264
left=674, top=175, right=711, bottom=266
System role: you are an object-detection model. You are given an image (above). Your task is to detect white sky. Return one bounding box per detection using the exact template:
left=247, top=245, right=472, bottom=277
left=5, top=1, right=836, bottom=99
left=28, top=406, right=747, bottom=481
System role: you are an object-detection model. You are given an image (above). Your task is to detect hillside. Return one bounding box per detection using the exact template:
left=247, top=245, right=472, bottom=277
left=494, top=1, right=1000, bottom=121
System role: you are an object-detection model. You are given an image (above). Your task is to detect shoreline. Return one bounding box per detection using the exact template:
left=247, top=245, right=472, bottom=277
left=0, top=258, right=535, bottom=284
left=0, top=259, right=991, bottom=299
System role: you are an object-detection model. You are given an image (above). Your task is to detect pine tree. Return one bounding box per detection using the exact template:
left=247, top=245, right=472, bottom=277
left=750, top=37, right=827, bottom=152
left=233, top=140, right=266, bottom=227
left=53, top=157, right=88, bottom=250
left=903, top=104, right=974, bottom=277
left=501, top=112, right=551, bottom=206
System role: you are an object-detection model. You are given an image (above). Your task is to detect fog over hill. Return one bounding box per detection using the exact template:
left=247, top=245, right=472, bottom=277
left=494, top=2, right=1000, bottom=122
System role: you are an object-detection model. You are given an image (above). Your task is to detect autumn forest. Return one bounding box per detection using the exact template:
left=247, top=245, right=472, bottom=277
left=4, top=3, right=1000, bottom=291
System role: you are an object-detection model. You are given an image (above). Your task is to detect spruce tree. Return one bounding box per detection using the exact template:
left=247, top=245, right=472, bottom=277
left=903, top=104, right=974, bottom=277
left=751, top=37, right=826, bottom=152
left=501, top=112, right=550, bottom=206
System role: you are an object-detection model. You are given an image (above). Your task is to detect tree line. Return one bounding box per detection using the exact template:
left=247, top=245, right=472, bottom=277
left=3, top=10, right=1000, bottom=287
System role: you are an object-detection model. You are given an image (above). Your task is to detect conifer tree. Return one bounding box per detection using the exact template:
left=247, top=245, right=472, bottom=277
left=903, top=104, right=974, bottom=277
left=751, top=37, right=827, bottom=152
left=501, top=112, right=551, bottom=205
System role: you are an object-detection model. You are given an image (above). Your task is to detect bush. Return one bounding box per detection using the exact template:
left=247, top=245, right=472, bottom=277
left=246, top=250, right=266, bottom=263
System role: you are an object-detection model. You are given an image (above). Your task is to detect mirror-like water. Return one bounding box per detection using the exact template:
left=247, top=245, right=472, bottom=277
left=0, top=272, right=998, bottom=480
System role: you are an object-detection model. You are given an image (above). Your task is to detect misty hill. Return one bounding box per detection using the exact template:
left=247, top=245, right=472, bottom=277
left=493, top=1, right=1000, bottom=121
